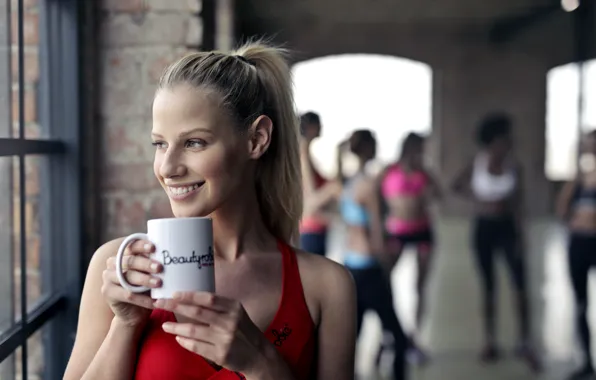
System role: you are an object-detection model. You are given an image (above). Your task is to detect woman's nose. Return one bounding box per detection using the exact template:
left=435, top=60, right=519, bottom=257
left=159, top=149, right=187, bottom=178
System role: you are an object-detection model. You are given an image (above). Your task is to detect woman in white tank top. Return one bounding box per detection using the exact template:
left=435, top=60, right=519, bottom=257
left=451, top=113, right=540, bottom=372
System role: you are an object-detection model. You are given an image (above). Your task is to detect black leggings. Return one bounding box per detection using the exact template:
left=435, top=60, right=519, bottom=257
left=348, top=263, right=407, bottom=379
left=472, top=216, right=529, bottom=342
left=568, top=233, right=596, bottom=367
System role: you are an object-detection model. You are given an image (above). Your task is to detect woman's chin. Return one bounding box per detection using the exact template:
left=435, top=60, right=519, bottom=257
left=170, top=205, right=211, bottom=218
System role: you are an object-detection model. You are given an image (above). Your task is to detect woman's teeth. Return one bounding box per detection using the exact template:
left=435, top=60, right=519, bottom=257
left=169, top=183, right=200, bottom=195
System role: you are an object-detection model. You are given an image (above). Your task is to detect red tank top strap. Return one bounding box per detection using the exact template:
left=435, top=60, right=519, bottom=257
left=260, top=241, right=315, bottom=379
left=277, top=241, right=311, bottom=315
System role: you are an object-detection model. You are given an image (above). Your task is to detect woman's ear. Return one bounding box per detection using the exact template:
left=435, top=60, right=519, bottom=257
left=247, top=115, right=273, bottom=160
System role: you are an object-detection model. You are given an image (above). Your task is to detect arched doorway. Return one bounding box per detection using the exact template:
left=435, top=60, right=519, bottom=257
left=292, top=54, right=433, bottom=372
left=292, top=54, right=433, bottom=178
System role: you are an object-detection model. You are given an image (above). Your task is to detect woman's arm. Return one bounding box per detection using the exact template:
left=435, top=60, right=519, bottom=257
left=361, top=180, right=385, bottom=254
left=303, top=181, right=341, bottom=216
left=300, top=139, right=316, bottom=197
left=336, top=140, right=348, bottom=184
left=300, top=140, right=341, bottom=216
left=425, top=170, right=443, bottom=200
left=556, top=179, right=579, bottom=220
left=63, top=239, right=143, bottom=380
left=315, top=261, right=357, bottom=379
left=512, top=164, right=526, bottom=232
left=451, top=162, right=473, bottom=198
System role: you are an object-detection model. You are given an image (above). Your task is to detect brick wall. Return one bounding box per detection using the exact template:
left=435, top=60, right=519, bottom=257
left=97, top=0, right=203, bottom=241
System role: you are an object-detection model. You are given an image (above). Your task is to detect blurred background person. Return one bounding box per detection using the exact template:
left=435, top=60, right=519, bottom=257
left=299, top=112, right=338, bottom=255
left=451, top=113, right=540, bottom=371
left=336, top=130, right=409, bottom=380
left=556, top=130, right=596, bottom=380
left=378, top=132, right=442, bottom=365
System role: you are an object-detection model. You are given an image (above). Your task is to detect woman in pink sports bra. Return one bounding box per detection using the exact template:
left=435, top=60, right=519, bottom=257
left=378, top=132, right=441, bottom=365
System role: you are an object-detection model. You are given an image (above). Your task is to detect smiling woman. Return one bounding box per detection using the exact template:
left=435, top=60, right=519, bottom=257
left=63, top=40, right=357, bottom=380
left=150, top=88, right=254, bottom=218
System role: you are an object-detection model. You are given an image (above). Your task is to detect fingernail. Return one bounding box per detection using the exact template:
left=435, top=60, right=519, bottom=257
left=150, top=263, right=160, bottom=272
left=144, top=243, right=153, bottom=252
left=172, top=292, right=181, bottom=299
left=150, top=278, right=160, bottom=286
left=162, top=322, right=173, bottom=331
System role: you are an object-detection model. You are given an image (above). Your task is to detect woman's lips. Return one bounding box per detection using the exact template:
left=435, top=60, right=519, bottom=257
left=166, top=182, right=205, bottom=201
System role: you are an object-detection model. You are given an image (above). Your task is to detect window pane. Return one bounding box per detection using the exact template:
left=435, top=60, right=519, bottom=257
left=545, top=60, right=596, bottom=181
left=13, top=155, right=48, bottom=320
left=0, top=0, right=11, bottom=138
left=0, top=351, right=16, bottom=380
left=14, top=330, right=45, bottom=380
left=0, top=156, right=16, bottom=334
left=10, top=0, right=43, bottom=139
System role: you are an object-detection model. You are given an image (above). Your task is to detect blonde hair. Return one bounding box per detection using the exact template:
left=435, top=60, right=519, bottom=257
left=157, top=41, right=302, bottom=243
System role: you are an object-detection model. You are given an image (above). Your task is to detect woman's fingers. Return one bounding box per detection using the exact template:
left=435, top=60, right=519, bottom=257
left=162, top=322, right=219, bottom=344
left=103, top=268, right=161, bottom=289
left=129, top=239, right=155, bottom=255
left=100, top=276, right=155, bottom=309
left=173, top=291, right=237, bottom=312
left=153, top=299, right=231, bottom=330
left=106, top=254, right=162, bottom=274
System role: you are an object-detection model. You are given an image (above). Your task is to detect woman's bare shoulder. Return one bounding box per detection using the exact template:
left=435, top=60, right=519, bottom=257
left=295, top=249, right=352, bottom=281
left=293, top=248, right=356, bottom=324
left=87, top=237, right=126, bottom=272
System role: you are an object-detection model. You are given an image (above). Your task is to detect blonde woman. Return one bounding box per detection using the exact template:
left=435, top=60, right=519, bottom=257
left=64, top=42, right=356, bottom=380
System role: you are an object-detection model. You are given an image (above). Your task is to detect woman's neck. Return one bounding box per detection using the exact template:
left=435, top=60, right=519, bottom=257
left=209, top=188, right=276, bottom=261
left=486, top=152, right=507, bottom=169
left=357, top=158, right=368, bottom=172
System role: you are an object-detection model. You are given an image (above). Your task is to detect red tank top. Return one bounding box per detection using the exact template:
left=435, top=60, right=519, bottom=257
left=134, top=242, right=316, bottom=380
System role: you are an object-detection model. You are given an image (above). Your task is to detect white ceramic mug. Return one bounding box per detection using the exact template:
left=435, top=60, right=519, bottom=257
left=115, top=217, right=215, bottom=299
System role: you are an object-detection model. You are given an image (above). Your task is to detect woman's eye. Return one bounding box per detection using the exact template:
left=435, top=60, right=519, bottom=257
left=151, top=141, right=167, bottom=149
left=185, top=139, right=206, bottom=149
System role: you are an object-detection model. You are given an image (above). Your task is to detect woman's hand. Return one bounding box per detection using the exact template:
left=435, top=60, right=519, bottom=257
left=102, top=240, right=163, bottom=328
left=155, top=292, right=280, bottom=377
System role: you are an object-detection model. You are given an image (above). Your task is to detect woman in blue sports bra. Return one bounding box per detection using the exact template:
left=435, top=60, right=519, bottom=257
left=337, top=130, right=408, bottom=380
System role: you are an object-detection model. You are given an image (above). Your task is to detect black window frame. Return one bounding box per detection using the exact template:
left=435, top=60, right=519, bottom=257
left=0, top=0, right=82, bottom=379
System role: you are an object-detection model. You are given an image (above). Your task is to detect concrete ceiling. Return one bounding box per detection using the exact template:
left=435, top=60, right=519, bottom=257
left=236, top=0, right=590, bottom=67
left=245, top=0, right=560, bottom=25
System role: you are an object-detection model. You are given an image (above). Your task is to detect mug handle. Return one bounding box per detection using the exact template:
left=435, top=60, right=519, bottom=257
left=116, top=233, right=153, bottom=293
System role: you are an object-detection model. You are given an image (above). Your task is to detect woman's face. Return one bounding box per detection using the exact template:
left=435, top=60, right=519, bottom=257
left=489, top=134, right=512, bottom=159
left=363, top=140, right=377, bottom=161
left=410, top=142, right=425, bottom=167
left=151, top=86, right=253, bottom=218
left=302, top=122, right=321, bottom=142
